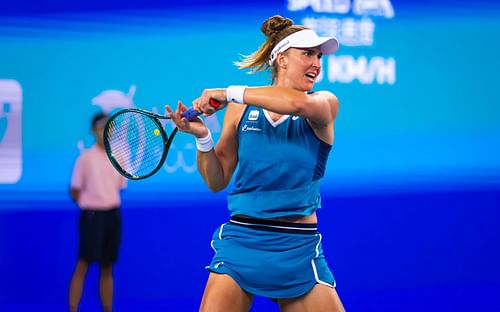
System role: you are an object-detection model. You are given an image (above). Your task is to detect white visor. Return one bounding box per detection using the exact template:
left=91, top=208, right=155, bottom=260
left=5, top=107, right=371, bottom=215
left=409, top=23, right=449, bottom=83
left=268, top=29, right=339, bottom=66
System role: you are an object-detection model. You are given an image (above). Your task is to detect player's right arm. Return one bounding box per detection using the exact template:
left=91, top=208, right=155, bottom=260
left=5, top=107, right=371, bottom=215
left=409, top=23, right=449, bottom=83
left=197, top=103, right=243, bottom=192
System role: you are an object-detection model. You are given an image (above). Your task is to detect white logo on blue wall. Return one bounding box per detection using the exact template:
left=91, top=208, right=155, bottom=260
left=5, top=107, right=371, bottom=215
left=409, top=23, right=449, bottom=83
left=163, top=142, right=197, bottom=174
left=92, top=85, right=136, bottom=113
left=0, top=102, right=7, bottom=143
left=0, top=79, right=23, bottom=184
left=77, top=85, right=138, bottom=153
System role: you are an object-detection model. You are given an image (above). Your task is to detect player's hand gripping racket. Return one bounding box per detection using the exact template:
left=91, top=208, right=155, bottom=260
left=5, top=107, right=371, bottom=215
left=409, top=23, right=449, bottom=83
left=103, top=99, right=220, bottom=180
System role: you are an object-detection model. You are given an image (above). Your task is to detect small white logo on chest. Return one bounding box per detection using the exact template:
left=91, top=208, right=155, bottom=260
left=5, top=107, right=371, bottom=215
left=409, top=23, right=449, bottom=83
left=248, top=110, right=259, bottom=121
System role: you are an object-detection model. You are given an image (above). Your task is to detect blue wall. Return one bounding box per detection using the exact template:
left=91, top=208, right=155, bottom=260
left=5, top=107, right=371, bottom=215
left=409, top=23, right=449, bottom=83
left=1, top=0, right=499, bottom=311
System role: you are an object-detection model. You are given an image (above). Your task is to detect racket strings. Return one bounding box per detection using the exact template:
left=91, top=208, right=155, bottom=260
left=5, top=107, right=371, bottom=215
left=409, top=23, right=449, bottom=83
left=106, top=112, right=166, bottom=177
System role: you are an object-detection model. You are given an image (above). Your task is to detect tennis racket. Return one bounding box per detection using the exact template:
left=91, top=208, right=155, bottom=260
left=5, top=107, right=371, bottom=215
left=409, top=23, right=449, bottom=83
left=103, top=99, right=220, bottom=180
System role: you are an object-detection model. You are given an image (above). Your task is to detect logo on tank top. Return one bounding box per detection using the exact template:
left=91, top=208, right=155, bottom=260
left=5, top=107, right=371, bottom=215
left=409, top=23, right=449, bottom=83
left=248, top=110, right=259, bottom=121
left=242, top=124, right=262, bottom=132
left=214, top=261, right=224, bottom=268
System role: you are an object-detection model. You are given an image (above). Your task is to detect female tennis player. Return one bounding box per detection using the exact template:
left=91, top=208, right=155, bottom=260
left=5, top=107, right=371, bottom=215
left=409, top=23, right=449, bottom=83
left=167, top=15, right=345, bottom=312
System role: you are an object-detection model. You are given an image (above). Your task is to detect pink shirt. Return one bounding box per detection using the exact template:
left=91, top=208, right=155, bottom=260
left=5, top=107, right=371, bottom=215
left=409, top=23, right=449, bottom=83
left=71, top=145, right=127, bottom=210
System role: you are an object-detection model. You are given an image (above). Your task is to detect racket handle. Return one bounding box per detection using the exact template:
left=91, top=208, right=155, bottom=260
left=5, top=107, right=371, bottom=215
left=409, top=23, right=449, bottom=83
left=181, top=98, right=221, bottom=120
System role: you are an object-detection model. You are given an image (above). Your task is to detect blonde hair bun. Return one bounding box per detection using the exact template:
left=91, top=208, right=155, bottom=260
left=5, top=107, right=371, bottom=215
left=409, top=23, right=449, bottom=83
left=261, top=15, right=294, bottom=37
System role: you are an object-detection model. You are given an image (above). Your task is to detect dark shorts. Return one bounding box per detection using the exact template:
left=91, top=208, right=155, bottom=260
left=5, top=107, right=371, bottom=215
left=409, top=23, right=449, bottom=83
left=79, top=208, right=121, bottom=264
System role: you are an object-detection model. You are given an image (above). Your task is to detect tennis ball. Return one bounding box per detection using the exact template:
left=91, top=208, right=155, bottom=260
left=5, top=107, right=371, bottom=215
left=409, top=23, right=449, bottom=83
left=153, top=129, right=160, bottom=136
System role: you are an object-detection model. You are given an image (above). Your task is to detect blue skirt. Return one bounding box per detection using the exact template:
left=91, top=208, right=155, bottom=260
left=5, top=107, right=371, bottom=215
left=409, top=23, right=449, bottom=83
left=206, top=216, right=336, bottom=299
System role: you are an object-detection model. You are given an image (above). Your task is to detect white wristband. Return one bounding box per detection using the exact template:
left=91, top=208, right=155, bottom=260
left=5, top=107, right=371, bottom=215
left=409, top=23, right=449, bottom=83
left=226, top=85, right=247, bottom=104
left=195, top=130, right=214, bottom=152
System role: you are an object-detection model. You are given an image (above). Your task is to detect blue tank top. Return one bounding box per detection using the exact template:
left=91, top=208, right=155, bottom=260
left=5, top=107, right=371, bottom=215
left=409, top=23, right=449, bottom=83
left=228, top=106, right=332, bottom=218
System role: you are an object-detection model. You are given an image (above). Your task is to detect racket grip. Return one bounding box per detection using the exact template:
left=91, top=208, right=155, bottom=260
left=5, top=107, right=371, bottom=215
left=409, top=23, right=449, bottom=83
left=181, top=98, right=221, bottom=120
left=181, top=108, right=201, bottom=120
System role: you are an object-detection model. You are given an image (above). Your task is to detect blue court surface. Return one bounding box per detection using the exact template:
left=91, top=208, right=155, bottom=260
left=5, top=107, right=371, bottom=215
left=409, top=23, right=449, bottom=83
left=1, top=188, right=499, bottom=311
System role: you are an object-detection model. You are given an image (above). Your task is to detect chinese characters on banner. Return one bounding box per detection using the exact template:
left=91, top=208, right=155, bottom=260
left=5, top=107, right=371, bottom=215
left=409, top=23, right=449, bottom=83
left=287, top=0, right=396, bottom=84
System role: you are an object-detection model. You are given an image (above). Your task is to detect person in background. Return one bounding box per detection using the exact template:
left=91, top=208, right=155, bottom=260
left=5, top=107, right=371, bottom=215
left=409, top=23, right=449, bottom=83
left=167, top=15, right=345, bottom=312
left=68, top=112, right=127, bottom=312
